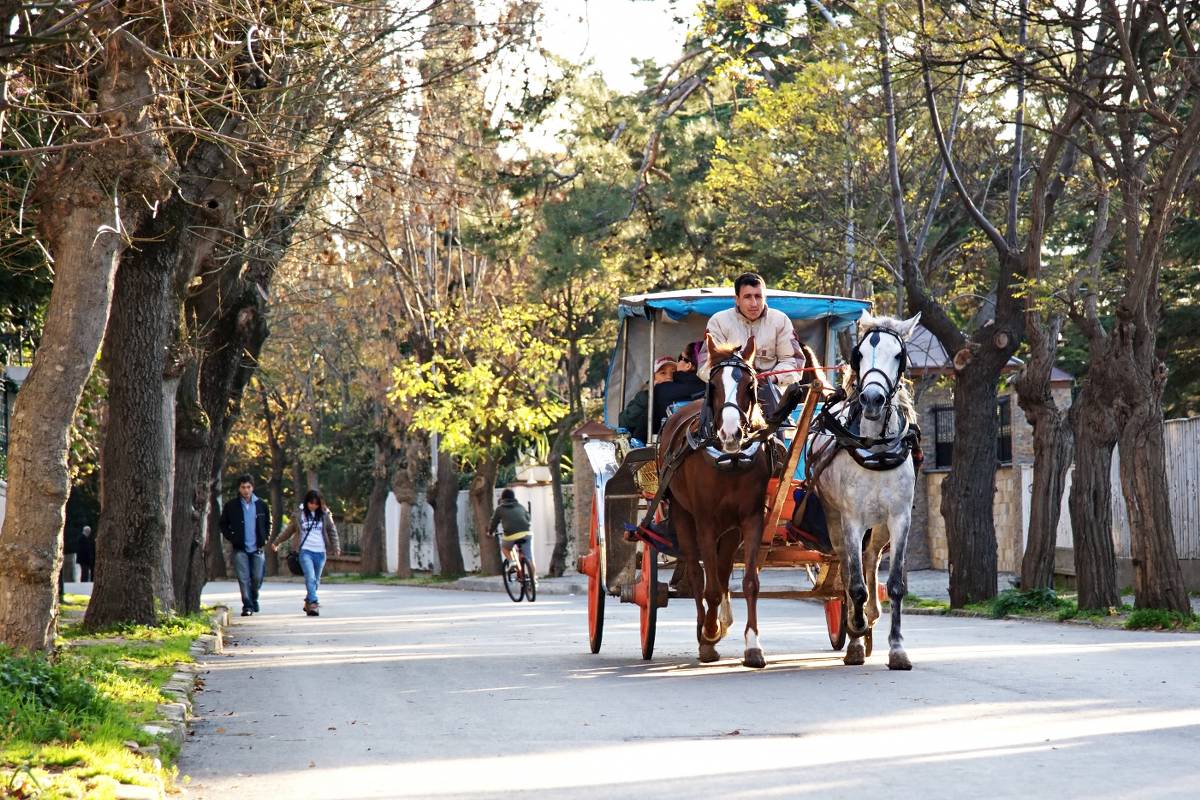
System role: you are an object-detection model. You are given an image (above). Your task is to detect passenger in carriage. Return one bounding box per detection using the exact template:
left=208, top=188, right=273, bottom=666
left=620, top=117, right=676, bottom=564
left=698, top=272, right=804, bottom=419
left=649, top=344, right=707, bottom=433
left=619, top=355, right=678, bottom=441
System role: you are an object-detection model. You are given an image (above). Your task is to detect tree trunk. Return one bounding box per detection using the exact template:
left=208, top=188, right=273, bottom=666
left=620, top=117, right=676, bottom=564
left=939, top=362, right=1003, bottom=606
left=1019, top=409, right=1072, bottom=591
left=395, top=502, right=413, bottom=578
left=468, top=456, right=501, bottom=576
left=1068, top=387, right=1121, bottom=610
left=85, top=247, right=177, bottom=628
left=548, top=415, right=579, bottom=577
left=360, top=441, right=390, bottom=575
left=157, top=376, right=181, bottom=608
left=431, top=444, right=464, bottom=577
left=1014, top=315, right=1072, bottom=591
left=1120, top=386, right=1189, bottom=612
left=86, top=213, right=180, bottom=629
left=0, top=210, right=124, bottom=648
left=0, top=23, right=169, bottom=651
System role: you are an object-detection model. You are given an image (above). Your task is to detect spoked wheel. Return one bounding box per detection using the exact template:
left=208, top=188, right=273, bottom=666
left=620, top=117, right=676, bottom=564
left=503, top=557, right=525, bottom=602
left=580, top=498, right=605, bottom=653
left=637, top=543, right=658, bottom=660
left=524, top=556, right=537, bottom=603
left=825, top=598, right=847, bottom=651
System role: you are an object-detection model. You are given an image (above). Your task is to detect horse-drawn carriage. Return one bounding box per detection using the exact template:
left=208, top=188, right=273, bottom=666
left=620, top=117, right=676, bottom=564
left=578, top=287, right=925, bottom=667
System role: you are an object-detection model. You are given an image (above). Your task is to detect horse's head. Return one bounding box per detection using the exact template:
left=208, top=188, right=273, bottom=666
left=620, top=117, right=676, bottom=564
left=704, top=333, right=761, bottom=454
left=851, top=312, right=921, bottom=421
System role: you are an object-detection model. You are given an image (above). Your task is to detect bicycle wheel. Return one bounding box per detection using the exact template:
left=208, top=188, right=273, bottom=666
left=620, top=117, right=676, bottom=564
left=503, top=559, right=524, bottom=602
left=523, top=556, right=537, bottom=602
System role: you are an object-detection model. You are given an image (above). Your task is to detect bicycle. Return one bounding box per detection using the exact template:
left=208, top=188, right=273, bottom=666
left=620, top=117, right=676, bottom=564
left=495, top=532, right=537, bottom=602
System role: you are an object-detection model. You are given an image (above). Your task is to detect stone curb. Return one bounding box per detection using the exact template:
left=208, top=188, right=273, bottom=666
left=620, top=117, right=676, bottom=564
left=122, top=605, right=228, bottom=799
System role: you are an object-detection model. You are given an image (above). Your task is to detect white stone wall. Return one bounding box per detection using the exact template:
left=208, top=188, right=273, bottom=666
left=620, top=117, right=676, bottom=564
left=383, top=482, right=573, bottom=576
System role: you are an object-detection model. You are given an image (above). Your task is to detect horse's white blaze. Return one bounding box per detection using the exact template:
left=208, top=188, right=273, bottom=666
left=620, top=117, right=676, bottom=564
left=745, top=628, right=761, bottom=651
left=718, top=365, right=741, bottom=444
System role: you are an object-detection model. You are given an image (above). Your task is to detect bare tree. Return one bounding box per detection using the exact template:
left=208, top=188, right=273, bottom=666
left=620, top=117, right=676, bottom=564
left=0, top=2, right=174, bottom=649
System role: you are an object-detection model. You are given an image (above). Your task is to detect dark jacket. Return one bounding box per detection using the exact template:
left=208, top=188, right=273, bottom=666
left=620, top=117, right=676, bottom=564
left=75, top=533, right=95, bottom=567
left=219, top=495, right=271, bottom=552
left=653, top=372, right=705, bottom=430
left=489, top=498, right=531, bottom=537
left=618, top=384, right=651, bottom=438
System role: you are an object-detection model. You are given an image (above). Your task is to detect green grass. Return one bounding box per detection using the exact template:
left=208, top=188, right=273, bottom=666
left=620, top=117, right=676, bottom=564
left=1124, top=608, right=1200, bottom=632
left=896, top=593, right=950, bottom=611
left=1, top=611, right=212, bottom=798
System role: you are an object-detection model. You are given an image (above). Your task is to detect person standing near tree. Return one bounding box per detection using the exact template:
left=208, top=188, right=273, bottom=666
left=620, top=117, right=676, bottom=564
left=76, top=525, right=95, bottom=582
left=269, top=490, right=340, bottom=617
left=220, top=475, right=271, bottom=617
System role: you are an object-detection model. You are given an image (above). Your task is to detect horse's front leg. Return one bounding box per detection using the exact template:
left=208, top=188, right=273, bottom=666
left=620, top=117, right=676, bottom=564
left=837, top=513, right=870, bottom=666
left=673, top=507, right=706, bottom=650
left=885, top=508, right=914, bottom=671
left=739, top=511, right=766, bottom=669
left=696, top=525, right=724, bottom=663
left=862, top=524, right=887, bottom=631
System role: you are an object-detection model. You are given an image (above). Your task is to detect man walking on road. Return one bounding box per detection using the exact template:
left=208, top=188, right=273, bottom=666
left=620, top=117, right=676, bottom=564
left=220, top=475, right=271, bottom=616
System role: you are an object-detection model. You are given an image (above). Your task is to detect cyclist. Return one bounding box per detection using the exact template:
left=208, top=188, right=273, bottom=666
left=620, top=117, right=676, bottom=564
left=489, top=488, right=535, bottom=578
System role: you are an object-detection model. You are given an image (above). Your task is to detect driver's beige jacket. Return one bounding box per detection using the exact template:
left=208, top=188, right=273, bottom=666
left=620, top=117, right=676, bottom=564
left=698, top=306, right=802, bottom=386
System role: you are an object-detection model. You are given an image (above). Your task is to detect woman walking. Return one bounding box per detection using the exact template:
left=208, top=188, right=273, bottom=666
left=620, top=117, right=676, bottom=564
left=270, top=490, right=341, bottom=616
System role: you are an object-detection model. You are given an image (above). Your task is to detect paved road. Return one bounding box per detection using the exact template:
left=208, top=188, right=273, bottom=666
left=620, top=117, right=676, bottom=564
left=180, top=580, right=1200, bottom=800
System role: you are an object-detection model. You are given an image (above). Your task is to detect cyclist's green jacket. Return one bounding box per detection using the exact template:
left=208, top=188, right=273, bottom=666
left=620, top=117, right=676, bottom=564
left=490, top=498, right=531, bottom=539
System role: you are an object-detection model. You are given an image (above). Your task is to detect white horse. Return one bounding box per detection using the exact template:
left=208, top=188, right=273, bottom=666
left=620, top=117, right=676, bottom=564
left=811, top=312, right=921, bottom=670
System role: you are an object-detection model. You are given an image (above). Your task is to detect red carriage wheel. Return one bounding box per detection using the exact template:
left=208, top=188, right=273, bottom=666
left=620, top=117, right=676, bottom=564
left=825, top=598, right=847, bottom=651
left=579, top=498, right=605, bottom=654
left=636, top=543, right=658, bottom=660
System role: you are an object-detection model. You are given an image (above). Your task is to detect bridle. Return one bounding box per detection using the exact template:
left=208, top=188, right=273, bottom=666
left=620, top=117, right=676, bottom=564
left=850, top=327, right=908, bottom=401
left=811, top=326, right=916, bottom=463
left=692, top=353, right=760, bottom=453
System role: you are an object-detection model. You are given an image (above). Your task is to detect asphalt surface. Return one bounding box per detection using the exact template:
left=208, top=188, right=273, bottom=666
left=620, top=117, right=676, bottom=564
left=178, top=579, right=1200, bottom=800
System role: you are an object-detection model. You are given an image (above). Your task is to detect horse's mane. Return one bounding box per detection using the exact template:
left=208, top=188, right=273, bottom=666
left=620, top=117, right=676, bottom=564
left=845, top=315, right=917, bottom=426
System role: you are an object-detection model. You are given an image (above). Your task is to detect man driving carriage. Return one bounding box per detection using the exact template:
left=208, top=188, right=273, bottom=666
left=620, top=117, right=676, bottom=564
left=698, top=272, right=805, bottom=419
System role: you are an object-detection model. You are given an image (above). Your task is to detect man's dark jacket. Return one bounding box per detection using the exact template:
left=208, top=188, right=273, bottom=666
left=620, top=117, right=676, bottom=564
left=219, top=495, right=272, bottom=552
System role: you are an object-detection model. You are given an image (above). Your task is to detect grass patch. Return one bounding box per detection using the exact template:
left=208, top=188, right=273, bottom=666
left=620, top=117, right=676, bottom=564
left=1125, top=608, right=1200, bottom=632
left=1, top=610, right=212, bottom=798
left=321, top=572, right=460, bottom=586
left=897, top=593, right=949, bottom=611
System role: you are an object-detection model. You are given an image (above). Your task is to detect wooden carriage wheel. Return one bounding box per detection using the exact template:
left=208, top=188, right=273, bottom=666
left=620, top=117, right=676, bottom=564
left=824, top=598, right=846, bottom=651
left=580, top=498, right=605, bottom=654
left=637, top=543, right=658, bottom=660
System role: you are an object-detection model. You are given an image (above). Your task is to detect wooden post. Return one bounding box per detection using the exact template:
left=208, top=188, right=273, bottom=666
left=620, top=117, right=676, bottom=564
left=763, top=386, right=820, bottom=563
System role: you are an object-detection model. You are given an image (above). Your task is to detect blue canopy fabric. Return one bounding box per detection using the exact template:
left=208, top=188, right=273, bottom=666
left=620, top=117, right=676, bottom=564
left=617, top=288, right=868, bottom=331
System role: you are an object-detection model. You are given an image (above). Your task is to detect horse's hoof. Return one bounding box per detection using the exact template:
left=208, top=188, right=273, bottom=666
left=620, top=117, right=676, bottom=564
left=699, top=644, right=720, bottom=663
left=888, top=650, right=913, bottom=671
left=743, top=648, right=766, bottom=669
left=843, top=641, right=866, bottom=666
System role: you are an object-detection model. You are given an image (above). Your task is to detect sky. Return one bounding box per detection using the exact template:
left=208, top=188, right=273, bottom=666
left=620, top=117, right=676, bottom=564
left=537, top=0, right=690, bottom=93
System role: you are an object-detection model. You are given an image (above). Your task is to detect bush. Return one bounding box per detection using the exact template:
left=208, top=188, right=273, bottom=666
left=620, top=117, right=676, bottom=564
left=0, top=649, right=109, bottom=743
left=1125, top=608, right=1199, bottom=631
left=986, top=588, right=1073, bottom=619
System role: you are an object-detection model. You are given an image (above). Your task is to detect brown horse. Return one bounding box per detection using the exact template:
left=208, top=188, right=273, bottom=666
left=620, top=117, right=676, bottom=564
left=657, top=334, right=774, bottom=667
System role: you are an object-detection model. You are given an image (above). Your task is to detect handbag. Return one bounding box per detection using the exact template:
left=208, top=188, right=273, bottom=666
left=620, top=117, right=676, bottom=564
left=284, top=515, right=319, bottom=576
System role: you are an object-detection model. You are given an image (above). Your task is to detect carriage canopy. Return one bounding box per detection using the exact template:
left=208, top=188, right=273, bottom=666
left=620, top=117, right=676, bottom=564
left=604, top=287, right=870, bottom=429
